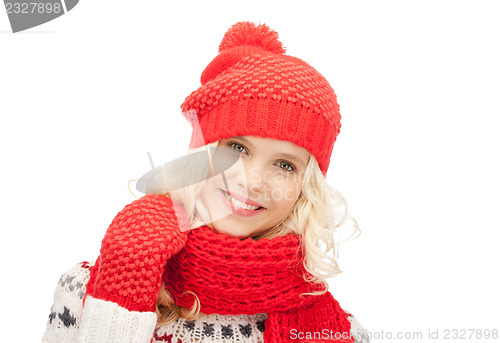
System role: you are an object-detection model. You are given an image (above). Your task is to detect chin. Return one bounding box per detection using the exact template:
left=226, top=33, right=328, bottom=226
left=212, top=225, right=247, bottom=239
left=220, top=230, right=246, bottom=239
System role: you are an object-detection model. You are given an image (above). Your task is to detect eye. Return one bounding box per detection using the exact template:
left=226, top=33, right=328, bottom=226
left=227, top=141, right=248, bottom=154
left=277, top=160, right=295, bottom=172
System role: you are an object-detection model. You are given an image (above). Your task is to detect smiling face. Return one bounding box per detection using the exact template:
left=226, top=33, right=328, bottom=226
left=203, top=135, right=311, bottom=239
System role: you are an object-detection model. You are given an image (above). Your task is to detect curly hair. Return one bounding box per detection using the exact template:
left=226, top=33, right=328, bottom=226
left=146, top=140, right=360, bottom=324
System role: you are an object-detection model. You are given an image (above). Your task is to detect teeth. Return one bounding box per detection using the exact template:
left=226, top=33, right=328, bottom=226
left=224, top=191, right=260, bottom=211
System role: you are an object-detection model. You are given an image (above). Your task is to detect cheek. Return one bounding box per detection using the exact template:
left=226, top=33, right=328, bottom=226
left=205, top=174, right=223, bottom=192
left=200, top=179, right=221, bottom=210
left=271, top=181, right=302, bottom=207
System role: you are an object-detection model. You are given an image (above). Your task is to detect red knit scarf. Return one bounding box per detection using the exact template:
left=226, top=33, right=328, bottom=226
left=163, top=225, right=352, bottom=343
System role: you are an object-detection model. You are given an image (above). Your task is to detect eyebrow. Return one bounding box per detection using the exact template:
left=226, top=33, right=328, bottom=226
left=232, top=136, right=307, bottom=166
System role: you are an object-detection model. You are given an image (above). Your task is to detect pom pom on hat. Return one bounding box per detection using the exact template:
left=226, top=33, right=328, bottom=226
left=201, top=22, right=286, bottom=85
left=218, top=21, right=286, bottom=54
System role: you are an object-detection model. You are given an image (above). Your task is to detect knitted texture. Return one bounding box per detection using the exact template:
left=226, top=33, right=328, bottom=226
left=42, top=261, right=92, bottom=343
left=76, top=295, right=158, bottom=343
left=163, top=226, right=352, bottom=343
left=180, top=21, right=341, bottom=177
left=42, top=261, right=370, bottom=342
left=153, top=312, right=268, bottom=343
left=86, top=194, right=189, bottom=312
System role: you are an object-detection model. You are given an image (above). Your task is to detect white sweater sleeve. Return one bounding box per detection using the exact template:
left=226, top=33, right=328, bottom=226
left=75, top=295, right=158, bottom=343
left=41, top=261, right=94, bottom=343
left=346, top=311, right=371, bottom=343
left=41, top=260, right=158, bottom=343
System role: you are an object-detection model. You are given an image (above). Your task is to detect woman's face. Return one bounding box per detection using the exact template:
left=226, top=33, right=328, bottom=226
left=203, top=135, right=311, bottom=239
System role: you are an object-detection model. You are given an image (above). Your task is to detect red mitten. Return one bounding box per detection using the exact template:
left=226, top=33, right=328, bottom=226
left=87, top=194, right=189, bottom=311
left=77, top=194, right=189, bottom=343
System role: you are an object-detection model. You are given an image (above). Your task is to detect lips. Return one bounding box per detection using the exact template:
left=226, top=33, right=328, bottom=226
left=224, top=190, right=265, bottom=208
left=219, top=189, right=266, bottom=217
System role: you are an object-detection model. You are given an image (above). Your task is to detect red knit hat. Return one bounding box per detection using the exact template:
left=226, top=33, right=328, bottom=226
left=181, top=21, right=341, bottom=177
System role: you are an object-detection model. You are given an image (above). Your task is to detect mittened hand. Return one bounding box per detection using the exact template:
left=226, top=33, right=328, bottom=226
left=87, top=194, right=190, bottom=312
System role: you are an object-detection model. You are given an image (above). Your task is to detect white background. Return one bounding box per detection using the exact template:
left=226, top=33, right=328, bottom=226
left=1, top=1, right=499, bottom=342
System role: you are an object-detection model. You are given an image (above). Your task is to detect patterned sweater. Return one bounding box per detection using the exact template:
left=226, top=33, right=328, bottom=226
left=41, top=261, right=371, bottom=343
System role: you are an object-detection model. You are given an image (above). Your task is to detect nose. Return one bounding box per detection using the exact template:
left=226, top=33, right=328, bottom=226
left=230, top=158, right=268, bottom=196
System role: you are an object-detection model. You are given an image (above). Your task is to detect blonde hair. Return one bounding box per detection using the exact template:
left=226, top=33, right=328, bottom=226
left=148, top=140, right=360, bottom=324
